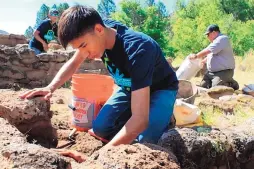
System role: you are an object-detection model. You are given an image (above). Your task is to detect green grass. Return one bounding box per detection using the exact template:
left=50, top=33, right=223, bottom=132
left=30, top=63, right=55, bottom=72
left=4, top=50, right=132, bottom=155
left=200, top=104, right=254, bottom=127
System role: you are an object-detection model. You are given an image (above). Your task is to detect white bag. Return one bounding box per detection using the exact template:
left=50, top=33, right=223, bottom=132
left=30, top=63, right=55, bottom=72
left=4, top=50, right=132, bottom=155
left=176, top=56, right=202, bottom=80
left=173, top=99, right=201, bottom=126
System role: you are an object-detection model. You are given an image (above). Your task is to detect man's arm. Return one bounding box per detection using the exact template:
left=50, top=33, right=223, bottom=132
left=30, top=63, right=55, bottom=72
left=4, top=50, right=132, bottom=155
left=107, top=86, right=150, bottom=146
left=33, top=30, right=47, bottom=45
left=48, top=50, right=88, bottom=92
left=20, top=50, right=88, bottom=99
left=189, top=48, right=211, bottom=60
left=196, top=48, right=211, bottom=58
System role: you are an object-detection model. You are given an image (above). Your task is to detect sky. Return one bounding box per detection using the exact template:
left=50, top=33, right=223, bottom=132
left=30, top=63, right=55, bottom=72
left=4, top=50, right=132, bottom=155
left=0, top=0, right=179, bottom=34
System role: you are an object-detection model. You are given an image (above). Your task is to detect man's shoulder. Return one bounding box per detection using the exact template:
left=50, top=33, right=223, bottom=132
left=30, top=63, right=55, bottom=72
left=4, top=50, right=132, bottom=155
left=122, top=31, right=158, bottom=54
left=37, top=19, right=50, bottom=30
left=216, top=34, right=229, bottom=42
left=41, top=19, right=50, bottom=25
left=103, top=19, right=128, bottom=29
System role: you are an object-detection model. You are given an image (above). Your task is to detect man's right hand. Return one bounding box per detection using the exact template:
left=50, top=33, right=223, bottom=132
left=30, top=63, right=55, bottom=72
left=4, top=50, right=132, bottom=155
left=19, top=87, right=53, bottom=100
left=43, top=42, right=49, bottom=52
left=188, top=54, right=197, bottom=60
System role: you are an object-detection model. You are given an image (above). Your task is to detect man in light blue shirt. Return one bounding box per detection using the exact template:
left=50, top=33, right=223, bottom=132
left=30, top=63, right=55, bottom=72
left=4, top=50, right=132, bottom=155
left=189, top=24, right=239, bottom=90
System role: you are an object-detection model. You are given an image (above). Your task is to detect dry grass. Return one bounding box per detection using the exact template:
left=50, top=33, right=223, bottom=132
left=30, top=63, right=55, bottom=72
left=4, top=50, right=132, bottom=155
left=234, top=50, right=254, bottom=88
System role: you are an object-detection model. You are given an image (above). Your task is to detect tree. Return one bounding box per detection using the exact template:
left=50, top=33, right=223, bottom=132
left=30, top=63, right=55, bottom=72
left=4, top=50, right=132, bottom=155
left=34, top=4, right=50, bottom=29
left=171, top=0, right=254, bottom=57
left=97, top=0, right=116, bottom=18
left=111, top=0, right=175, bottom=57
left=51, top=4, right=57, bottom=9
left=218, top=0, right=254, bottom=21
left=146, top=0, right=155, bottom=6
left=112, top=1, right=146, bottom=29
left=24, top=26, right=34, bottom=40
left=157, top=1, right=168, bottom=17
left=57, top=3, right=69, bottom=16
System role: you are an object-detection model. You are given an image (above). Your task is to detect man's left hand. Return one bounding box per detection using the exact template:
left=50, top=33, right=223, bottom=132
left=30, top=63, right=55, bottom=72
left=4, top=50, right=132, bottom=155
left=54, top=149, right=86, bottom=163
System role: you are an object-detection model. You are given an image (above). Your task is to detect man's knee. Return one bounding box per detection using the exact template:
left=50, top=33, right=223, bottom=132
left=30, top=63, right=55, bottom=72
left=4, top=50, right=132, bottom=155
left=92, top=120, right=110, bottom=139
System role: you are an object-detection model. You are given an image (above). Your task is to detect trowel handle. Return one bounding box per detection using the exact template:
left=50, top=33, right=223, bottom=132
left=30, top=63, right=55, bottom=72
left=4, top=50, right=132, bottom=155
left=68, top=104, right=76, bottom=111
left=68, top=128, right=77, bottom=140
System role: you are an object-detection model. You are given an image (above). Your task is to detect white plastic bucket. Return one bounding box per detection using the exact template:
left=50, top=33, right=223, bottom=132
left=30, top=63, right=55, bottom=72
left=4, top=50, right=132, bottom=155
left=173, top=99, right=201, bottom=126
left=176, top=56, right=202, bottom=80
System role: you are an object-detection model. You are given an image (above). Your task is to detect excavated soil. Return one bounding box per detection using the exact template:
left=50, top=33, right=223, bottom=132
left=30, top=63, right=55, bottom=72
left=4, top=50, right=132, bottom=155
left=1, top=88, right=254, bottom=169
left=84, top=143, right=180, bottom=169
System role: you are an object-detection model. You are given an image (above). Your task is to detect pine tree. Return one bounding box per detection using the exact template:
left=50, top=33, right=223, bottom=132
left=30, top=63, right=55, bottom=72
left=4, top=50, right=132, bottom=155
left=157, top=1, right=168, bottom=17
left=97, top=0, right=116, bottom=18
left=24, top=26, right=34, bottom=39
left=34, top=4, right=49, bottom=29
left=57, top=3, right=69, bottom=16
left=146, top=0, right=155, bottom=6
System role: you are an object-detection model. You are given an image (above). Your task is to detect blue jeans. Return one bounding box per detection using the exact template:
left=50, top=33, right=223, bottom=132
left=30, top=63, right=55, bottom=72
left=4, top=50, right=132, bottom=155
left=28, top=42, right=42, bottom=55
left=92, top=87, right=177, bottom=144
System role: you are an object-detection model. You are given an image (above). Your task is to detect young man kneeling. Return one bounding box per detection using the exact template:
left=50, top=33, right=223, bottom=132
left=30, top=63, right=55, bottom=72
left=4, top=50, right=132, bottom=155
left=20, top=5, right=178, bottom=162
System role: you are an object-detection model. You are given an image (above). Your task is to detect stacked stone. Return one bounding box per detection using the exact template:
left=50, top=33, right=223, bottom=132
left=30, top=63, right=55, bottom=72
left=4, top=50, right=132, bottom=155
left=0, top=44, right=108, bottom=89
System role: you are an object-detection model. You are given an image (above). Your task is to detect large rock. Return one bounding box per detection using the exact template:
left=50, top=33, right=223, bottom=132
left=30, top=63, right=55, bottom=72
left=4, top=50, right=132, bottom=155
left=0, top=118, right=71, bottom=169
left=37, top=51, right=70, bottom=62
left=0, top=34, right=28, bottom=46
left=26, top=69, right=46, bottom=80
left=207, top=86, right=235, bottom=99
left=79, top=59, right=106, bottom=70
left=69, top=132, right=104, bottom=156
left=0, top=66, right=25, bottom=79
left=84, top=143, right=180, bottom=169
left=0, top=90, right=57, bottom=147
left=158, top=119, right=254, bottom=169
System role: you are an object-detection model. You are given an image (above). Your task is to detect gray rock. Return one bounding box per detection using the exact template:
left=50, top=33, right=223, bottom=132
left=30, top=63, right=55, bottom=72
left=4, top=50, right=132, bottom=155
left=0, top=90, right=57, bottom=147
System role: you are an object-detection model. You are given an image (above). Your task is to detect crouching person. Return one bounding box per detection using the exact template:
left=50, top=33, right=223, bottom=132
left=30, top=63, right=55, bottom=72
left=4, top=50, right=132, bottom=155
left=189, top=24, right=239, bottom=90
left=20, top=5, right=178, bottom=162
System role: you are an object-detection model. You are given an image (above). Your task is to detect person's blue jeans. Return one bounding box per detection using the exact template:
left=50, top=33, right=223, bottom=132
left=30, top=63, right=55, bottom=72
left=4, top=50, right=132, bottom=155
left=28, top=41, right=42, bottom=55
left=29, top=46, right=42, bottom=55
left=92, top=87, right=177, bottom=144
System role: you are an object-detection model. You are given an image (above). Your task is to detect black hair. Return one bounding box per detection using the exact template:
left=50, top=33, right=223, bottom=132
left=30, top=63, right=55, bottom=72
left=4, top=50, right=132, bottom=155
left=58, top=5, right=105, bottom=48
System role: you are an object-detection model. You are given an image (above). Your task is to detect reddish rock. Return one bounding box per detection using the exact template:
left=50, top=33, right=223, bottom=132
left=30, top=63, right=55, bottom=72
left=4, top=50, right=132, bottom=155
left=69, top=132, right=104, bottom=156
left=0, top=90, right=57, bottom=147
left=84, top=143, right=180, bottom=169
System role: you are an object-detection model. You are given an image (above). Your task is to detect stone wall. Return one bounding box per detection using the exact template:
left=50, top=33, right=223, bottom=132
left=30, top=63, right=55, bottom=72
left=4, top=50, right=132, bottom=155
left=0, top=44, right=108, bottom=89
left=0, top=34, right=28, bottom=46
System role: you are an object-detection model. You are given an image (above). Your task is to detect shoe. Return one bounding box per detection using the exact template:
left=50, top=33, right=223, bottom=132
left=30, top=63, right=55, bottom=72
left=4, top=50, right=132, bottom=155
left=230, top=79, right=239, bottom=90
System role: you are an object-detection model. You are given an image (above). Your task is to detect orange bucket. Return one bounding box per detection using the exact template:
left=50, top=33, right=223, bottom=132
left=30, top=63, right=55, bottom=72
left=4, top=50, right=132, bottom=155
left=70, top=74, right=114, bottom=131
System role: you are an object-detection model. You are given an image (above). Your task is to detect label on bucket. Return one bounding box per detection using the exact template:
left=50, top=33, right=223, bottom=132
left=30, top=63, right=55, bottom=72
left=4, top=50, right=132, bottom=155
left=72, top=97, right=93, bottom=127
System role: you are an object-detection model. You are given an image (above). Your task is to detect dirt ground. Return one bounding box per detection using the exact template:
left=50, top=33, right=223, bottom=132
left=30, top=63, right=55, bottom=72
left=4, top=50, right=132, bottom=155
left=49, top=88, right=104, bottom=155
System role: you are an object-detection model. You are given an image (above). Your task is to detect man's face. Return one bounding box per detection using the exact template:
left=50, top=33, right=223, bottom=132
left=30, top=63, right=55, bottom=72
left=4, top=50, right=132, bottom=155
left=206, top=32, right=213, bottom=42
left=70, top=24, right=106, bottom=60
left=49, top=15, right=59, bottom=23
left=206, top=31, right=218, bottom=42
